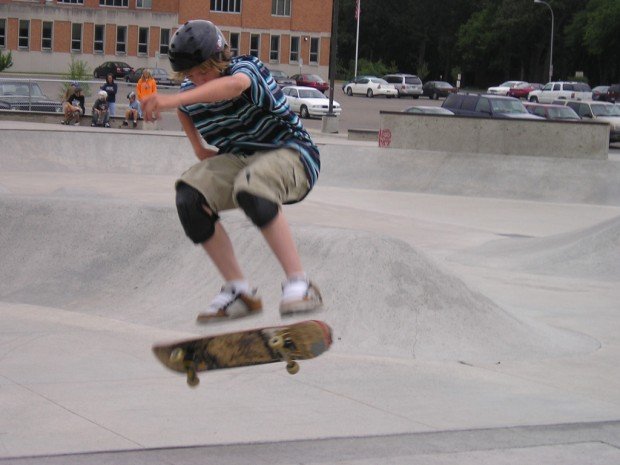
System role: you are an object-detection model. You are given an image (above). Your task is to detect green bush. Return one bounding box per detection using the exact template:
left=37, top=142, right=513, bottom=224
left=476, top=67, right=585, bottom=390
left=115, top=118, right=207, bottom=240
left=0, top=50, right=13, bottom=72
left=58, top=55, right=92, bottom=100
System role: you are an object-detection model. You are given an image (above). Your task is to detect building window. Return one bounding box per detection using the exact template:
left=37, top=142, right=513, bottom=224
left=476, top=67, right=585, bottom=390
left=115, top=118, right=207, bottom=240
left=290, top=36, right=299, bottom=62
left=136, top=0, right=152, bottom=8
left=58, top=0, right=84, bottom=3
left=270, top=35, right=280, bottom=62
left=249, top=34, right=260, bottom=58
left=210, top=0, right=241, bottom=13
left=138, top=27, right=148, bottom=55
left=229, top=32, right=239, bottom=56
left=116, top=26, right=127, bottom=54
left=94, top=24, right=105, bottom=53
left=18, top=20, right=29, bottom=49
left=71, top=23, right=82, bottom=52
left=272, top=0, right=290, bottom=16
left=159, top=28, right=170, bottom=55
left=100, top=0, right=128, bottom=7
left=42, top=21, right=53, bottom=51
left=0, top=19, right=5, bottom=48
left=309, top=37, right=319, bottom=64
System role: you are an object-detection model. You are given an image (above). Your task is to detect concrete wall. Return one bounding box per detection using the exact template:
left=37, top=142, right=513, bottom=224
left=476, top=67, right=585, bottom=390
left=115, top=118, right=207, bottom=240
left=379, top=111, right=610, bottom=160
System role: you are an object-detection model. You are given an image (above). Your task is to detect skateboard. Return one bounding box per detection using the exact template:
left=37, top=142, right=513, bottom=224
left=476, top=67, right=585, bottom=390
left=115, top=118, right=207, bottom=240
left=152, top=320, right=332, bottom=387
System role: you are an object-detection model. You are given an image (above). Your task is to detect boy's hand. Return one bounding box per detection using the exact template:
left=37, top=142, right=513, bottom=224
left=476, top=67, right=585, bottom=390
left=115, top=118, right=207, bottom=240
left=141, top=94, right=179, bottom=122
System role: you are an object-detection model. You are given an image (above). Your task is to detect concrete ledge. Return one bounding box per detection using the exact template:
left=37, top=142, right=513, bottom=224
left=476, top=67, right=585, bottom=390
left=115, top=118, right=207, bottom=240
left=0, top=109, right=148, bottom=129
left=379, top=111, right=610, bottom=160
left=348, top=128, right=379, bottom=141
left=0, top=121, right=193, bottom=175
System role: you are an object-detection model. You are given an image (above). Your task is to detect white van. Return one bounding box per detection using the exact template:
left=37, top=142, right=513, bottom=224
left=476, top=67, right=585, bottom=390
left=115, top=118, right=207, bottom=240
left=382, top=73, right=423, bottom=98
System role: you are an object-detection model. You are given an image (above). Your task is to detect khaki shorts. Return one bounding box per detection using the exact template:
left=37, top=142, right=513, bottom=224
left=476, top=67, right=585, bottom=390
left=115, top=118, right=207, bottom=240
left=177, top=148, right=310, bottom=213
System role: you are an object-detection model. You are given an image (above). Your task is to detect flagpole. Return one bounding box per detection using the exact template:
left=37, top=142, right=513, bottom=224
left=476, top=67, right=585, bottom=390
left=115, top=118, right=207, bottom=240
left=354, top=0, right=360, bottom=77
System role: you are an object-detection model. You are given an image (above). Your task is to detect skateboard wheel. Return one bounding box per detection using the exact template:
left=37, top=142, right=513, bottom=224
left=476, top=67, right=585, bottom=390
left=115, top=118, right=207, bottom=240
left=170, top=347, right=185, bottom=363
left=286, top=361, right=300, bottom=375
left=268, top=335, right=285, bottom=350
left=187, top=369, right=200, bottom=388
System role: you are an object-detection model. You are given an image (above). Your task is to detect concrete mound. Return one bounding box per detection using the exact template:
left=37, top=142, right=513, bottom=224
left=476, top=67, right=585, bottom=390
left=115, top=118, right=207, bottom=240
left=452, top=215, right=620, bottom=282
left=0, top=196, right=598, bottom=362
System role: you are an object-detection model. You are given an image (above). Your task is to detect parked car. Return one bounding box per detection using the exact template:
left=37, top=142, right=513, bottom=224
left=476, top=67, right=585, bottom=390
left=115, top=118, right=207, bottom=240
left=507, top=82, right=543, bottom=99
left=442, top=93, right=542, bottom=119
left=93, top=61, right=134, bottom=79
left=422, top=81, right=456, bottom=99
left=592, top=85, right=610, bottom=101
left=290, top=74, right=329, bottom=93
left=561, top=100, right=620, bottom=142
left=0, top=80, right=62, bottom=113
left=125, top=67, right=176, bottom=86
left=606, top=84, right=620, bottom=102
left=343, top=77, right=398, bottom=98
left=269, top=69, right=296, bottom=89
left=404, top=105, right=454, bottom=115
left=527, top=81, right=592, bottom=103
left=281, top=86, right=341, bottom=118
left=487, top=81, right=528, bottom=96
left=341, top=75, right=376, bottom=92
left=382, top=73, right=423, bottom=98
left=523, top=102, right=581, bottom=121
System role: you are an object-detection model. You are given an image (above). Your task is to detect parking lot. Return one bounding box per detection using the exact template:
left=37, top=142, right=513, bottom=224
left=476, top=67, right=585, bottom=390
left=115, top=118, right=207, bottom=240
left=2, top=73, right=619, bottom=154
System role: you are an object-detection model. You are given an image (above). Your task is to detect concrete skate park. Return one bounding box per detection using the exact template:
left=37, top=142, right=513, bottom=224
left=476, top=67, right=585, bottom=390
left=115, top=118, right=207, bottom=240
left=1, top=120, right=620, bottom=464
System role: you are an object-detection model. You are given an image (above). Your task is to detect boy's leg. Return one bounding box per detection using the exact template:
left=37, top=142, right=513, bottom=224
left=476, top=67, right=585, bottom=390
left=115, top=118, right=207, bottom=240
left=175, top=156, right=262, bottom=321
left=233, top=149, right=322, bottom=314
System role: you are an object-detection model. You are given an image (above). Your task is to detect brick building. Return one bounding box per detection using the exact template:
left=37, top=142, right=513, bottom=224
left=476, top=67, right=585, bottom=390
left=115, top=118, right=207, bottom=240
left=0, top=0, right=332, bottom=78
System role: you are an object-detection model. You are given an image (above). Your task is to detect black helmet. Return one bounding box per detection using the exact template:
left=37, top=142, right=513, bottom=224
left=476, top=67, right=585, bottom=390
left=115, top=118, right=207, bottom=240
left=168, top=20, right=228, bottom=72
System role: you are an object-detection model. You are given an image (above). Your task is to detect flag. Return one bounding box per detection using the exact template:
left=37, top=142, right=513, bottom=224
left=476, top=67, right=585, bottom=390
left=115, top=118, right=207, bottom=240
left=355, top=0, right=360, bottom=21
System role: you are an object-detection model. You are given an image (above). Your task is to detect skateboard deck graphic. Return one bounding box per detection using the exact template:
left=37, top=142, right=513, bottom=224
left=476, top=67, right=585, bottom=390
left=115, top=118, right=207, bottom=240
left=152, top=320, right=332, bottom=387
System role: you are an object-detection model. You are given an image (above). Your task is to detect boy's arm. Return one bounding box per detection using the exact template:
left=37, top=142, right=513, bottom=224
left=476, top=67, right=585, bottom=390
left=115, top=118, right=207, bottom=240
left=141, top=74, right=251, bottom=121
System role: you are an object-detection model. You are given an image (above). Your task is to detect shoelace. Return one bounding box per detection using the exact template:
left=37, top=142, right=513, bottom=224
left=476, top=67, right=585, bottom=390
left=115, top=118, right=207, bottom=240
left=208, top=286, right=238, bottom=311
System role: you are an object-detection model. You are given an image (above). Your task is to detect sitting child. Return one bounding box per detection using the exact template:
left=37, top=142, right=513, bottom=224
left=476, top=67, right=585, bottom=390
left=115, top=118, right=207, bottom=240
left=91, top=90, right=111, bottom=127
left=121, top=91, right=142, bottom=128
left=62, top=83, right=84, bottom=125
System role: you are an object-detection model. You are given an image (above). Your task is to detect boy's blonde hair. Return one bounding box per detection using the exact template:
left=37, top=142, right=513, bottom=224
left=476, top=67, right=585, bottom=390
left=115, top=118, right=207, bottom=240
left=172, top=46, right=232, bottom=82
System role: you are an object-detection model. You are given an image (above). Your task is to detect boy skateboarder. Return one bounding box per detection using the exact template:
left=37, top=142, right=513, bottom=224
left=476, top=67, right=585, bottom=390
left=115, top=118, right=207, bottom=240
left=141, top=20, right=322, bottom=322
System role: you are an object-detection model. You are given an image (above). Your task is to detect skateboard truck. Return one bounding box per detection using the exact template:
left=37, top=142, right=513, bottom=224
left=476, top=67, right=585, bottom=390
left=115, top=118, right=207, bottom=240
left=170, top=347, right=201, bottom=387
left=267, top=334, right=300, bottom=375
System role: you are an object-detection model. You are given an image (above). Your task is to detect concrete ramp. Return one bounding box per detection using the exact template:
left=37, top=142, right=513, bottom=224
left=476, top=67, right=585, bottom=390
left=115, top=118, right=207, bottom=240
left=0, top=195, right=597, bottom=363
left=452, top=215, right=620, bottom=282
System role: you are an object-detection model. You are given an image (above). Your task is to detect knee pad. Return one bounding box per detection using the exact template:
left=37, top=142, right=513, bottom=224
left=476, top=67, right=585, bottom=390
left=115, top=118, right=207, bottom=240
left=236, top=191, right=278, bottom=228
left=175, top=183, right=219, bottom=244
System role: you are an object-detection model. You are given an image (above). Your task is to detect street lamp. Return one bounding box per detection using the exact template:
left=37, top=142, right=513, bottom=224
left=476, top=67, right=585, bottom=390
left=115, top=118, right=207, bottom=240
left=534, top=0, right=554, bottom=82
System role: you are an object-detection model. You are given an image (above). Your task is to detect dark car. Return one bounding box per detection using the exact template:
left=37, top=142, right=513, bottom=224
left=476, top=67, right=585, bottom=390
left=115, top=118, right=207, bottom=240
left=606, top=84, right=620, bottom=103
left=0, top=80, right=62, bottom=113
left=592, top=85, right=610, bottom=101
left=125, top=67, right=176, bottom=86
left=290, top=74, right=329, bottom=93
left=523, top=102, right=581, bottom=120
left=442, top=93, right=542, bottom=119
left=93, top=61, right=134, bottom=79
left=422, top=81, right=456, bottom=99
left=269, top=69, right=296, bottom=89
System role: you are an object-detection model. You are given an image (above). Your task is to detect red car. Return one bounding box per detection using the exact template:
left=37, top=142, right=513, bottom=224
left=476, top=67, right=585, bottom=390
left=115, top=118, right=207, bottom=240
left=507, top=82, right=542, bottom=99
left=290, top=74, right=329, bottom=93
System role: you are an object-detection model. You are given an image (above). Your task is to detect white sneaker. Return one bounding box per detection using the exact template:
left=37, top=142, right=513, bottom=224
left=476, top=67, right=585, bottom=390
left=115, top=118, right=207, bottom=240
left=279, top=278, right=323, bottom=316
left=196, top=283, right=262, bottom=323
